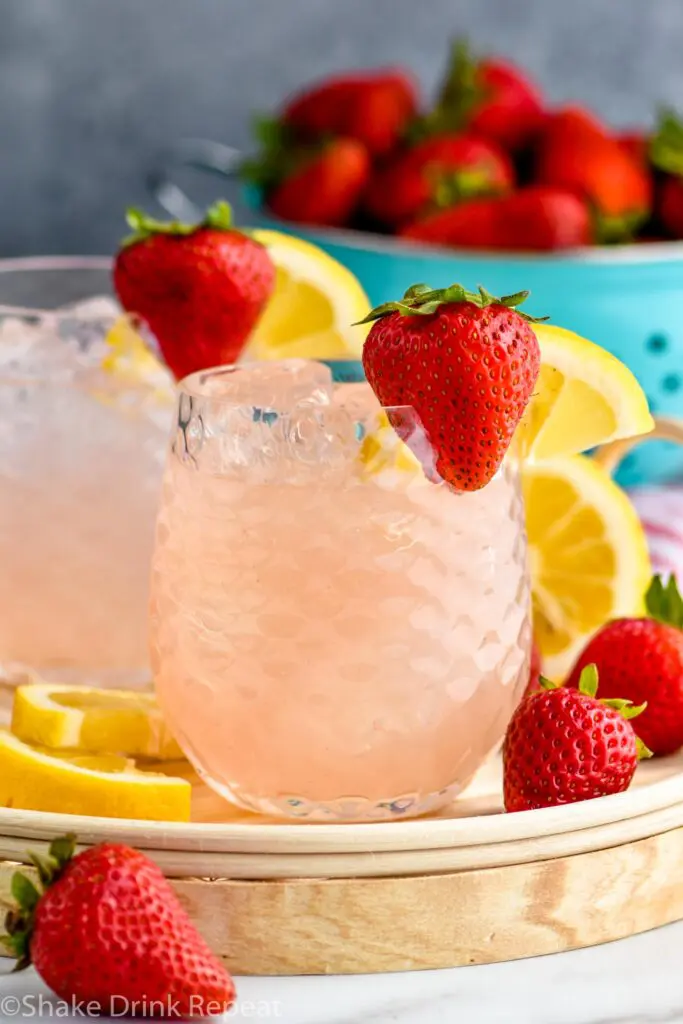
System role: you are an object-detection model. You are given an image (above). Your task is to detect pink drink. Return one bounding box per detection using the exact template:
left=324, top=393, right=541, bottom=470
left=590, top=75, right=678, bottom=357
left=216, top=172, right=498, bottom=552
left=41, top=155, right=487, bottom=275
left=150, top=361, right=531, bottom=821
left=0, top=290, right=171, bottom=687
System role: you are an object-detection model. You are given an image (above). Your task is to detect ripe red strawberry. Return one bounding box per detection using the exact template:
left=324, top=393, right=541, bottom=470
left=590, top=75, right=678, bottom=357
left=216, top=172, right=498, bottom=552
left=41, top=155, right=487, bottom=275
left=360, top=283, right=542, bottom=491
left=658, top=176, right=683, bottom=237
left=566, top=575, right=683, bottom=756
left=419, top=40, right=544, bottom=151
left=2, top=836, right=235, bottom=1016
left=650, top=109, right=683, bottom=237
left=399, top=186, right=592, bottom=250
left=399, top=194, right=501, bottom=247
left=265, top=137, right=370, bottom=227
left=504, top=665, right=650, bottom=812
left=535, top=108, right=652, bottom=241
left=113, top=201, right=275, bottom=381
left=618, top=130, right=651, bottom=165
left=363, top=132, right=514, bottom=228
left=281, top=70, right=418, bottom=156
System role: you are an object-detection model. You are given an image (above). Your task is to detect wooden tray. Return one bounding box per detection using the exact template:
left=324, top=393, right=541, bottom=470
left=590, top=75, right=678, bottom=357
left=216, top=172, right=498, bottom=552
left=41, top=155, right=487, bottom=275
left=0, top=754, right=682, bottom=973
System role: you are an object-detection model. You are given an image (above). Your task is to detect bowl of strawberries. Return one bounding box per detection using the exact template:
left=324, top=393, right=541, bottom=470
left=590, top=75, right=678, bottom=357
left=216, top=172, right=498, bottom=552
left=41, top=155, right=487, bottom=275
left=153, top=39, right=683, bottom=485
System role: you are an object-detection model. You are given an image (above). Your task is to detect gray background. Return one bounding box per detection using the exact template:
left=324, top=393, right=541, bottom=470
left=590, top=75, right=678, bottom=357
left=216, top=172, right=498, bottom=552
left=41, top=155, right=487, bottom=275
left=1, top=0, right=682, bottom=256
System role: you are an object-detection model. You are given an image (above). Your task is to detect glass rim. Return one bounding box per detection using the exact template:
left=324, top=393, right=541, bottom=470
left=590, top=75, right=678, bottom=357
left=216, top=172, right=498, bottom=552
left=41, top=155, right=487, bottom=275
left=0, top=256, right=112, bottom=318
left=177, top=360, right=338, bottom=403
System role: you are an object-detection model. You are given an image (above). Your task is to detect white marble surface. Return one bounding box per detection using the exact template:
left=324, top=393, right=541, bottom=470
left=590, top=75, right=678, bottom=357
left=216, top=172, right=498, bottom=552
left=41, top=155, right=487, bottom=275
left=1, top=921, right=682, bottom=1023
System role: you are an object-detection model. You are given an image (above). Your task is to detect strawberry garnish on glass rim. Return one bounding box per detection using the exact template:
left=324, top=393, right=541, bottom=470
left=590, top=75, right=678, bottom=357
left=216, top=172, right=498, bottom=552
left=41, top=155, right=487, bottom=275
left=113, top=199, right=275, bottom=382
left=359, top=282, right=545, bottom=492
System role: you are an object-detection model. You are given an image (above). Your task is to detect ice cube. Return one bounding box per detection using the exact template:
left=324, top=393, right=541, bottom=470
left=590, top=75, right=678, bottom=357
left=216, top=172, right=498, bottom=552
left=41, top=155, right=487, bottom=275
left=172, top=359, right=365, bottom=481
left=0, top=312, right=75, bottom=378
left=57, top=296, right=121, bottom=320
left=188, top=358, right=334, bottom=413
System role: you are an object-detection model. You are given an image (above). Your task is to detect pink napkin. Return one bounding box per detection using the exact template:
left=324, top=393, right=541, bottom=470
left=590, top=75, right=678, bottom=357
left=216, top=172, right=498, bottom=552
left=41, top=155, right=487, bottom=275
left=629, top=488, right=683, bottom=580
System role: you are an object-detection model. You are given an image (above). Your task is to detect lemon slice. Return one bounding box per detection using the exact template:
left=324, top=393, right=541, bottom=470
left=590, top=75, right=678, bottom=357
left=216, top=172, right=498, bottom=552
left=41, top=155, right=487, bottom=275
left=520, top=323, right=654, bottom=460
left=357, top=411, right=422, bottom=478
left=12, top=685, right=183, bottom=761
left=524, top=454, right=651, bottom=680
left=101, top=315, right=174, bottom=398
left=246, top=230, right=370, bottom=360
left=0, top=730, right=191, bottom=821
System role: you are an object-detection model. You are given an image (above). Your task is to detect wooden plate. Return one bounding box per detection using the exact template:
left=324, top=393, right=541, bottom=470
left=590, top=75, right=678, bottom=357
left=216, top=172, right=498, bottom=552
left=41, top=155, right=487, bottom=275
left=0, top=753, right=681, bottom=875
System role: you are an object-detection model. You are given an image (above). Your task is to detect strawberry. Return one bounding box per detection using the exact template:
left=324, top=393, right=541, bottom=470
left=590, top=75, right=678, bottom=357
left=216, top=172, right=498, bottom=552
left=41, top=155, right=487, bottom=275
left=650, top=109, right=683, bottom=237
left=417, top=40, right=544, bottom=151
left=113, top=201, right=275, bottom=381
left=280, top=70, right=418, bottom=156
left=618, top=130, right=651, bottom=165
left=399, top=194, right=501, bottom=247
left=265, top=138, right=370, bottom=227
left=566, top=575, right=683, bottom=756
left=2, top=836, right=235, bottom=1016
left=503, top=665, right=651, bottom=813
left=658, top=176, right=683, bottom=237
left=360, top=283, right=542, bottom=491
left=363, top=132, right=514, bottom=228
left=399, top=186, right=592, bottom=250
left=534, top=108, right=652, bottom=242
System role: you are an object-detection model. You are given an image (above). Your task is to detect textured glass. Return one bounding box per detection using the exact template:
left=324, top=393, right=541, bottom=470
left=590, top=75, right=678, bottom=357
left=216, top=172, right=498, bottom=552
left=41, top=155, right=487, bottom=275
left=150, top=360, right=531, bottom=821
left=0, top=262, right=171, bottom=686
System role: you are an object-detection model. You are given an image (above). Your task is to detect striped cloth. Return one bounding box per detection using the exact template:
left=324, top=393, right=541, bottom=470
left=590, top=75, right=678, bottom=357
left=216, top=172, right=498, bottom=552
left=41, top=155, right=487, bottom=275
left=629, top=488, right=683, bottom=580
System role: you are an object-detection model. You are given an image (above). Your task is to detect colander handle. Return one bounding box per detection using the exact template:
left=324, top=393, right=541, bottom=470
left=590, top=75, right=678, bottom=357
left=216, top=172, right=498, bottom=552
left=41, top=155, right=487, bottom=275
left=147, top=138, right=245, bottom=221
left=593, top=417, right=683, bottom=476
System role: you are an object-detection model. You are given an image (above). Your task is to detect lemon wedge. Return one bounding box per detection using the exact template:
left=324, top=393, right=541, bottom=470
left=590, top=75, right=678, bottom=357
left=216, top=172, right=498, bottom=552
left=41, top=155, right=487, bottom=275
left=12, top=685, right=182, bottom=761
left=357, top=411, right=422, bottom=478
left=246, top=230, right=370, bottom=360
left=0, top=730, right=191, bottom=821
left=521, top=323, right=654, bottom=461
left=101, top=315, right=174, bottom=398
left=524, top=454, right=651, bottom=680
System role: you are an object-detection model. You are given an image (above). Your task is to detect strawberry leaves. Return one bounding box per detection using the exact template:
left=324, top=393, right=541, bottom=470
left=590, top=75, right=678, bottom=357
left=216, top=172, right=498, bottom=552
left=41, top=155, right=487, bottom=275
left=408, top=38, right=488, bottom=142
left=538, top=665, right=652, bottom=761
left=121, top=200, right=235, bottom=249
left=650, top=108, right=683, bottom=177
left=646, top=574, right=683, bottom=629
left=356, top=281, right=547, bottom=325
left=240, top=117, right=315, bottom=192
left=577, top=663, right=599, bottom=698
left=1, top=834, right=77, bottom=971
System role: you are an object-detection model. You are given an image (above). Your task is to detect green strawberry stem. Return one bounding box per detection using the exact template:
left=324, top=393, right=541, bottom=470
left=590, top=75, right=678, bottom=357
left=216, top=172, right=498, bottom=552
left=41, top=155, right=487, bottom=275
left=241, top=117, right=329, bottom=192
left=409, top=38, right=487, bottom=141
left=1, top=834, right=76, bottom=971
left=356, top=281, right=547, bottom=325
left=121, top=200, right=235, bottom=249
left=431, top=166, right=502, bottom=208
left=650, top=108, right=683, bottom=177
left=539, top=665, right=652, bottom=760
left=594, top=207, right=647, bottom=245
left=645, top=573, right=683, bottom=629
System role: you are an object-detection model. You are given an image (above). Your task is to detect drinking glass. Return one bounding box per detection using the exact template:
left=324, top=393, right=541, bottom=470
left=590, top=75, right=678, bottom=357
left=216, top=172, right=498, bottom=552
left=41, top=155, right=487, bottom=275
left=0, top=258, right=172, bottom=688
left=150, top=360, right=531, bottom=821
